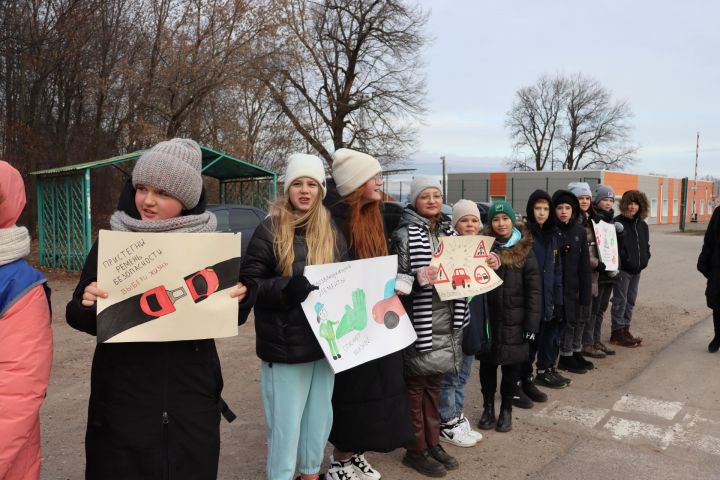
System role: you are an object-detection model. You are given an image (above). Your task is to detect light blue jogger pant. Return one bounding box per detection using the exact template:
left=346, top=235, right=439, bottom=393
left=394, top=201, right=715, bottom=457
left=261, top=359, right=335, bottom=480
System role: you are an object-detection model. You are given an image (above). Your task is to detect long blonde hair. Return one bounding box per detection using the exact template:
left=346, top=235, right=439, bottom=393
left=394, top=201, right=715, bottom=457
left=270, top=194, right=337, bottom=276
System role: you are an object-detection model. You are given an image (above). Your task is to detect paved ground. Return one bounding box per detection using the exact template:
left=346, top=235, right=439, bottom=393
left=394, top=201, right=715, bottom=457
left=38, top=224, right=719, bottom=479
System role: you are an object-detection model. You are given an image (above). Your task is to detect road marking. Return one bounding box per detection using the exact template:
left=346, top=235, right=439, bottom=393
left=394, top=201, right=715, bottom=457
left=537, top=401, right=609, bottom=428
left=612, top=393, right=683, bottom=421
left=604, top=416, right=674, bottom=449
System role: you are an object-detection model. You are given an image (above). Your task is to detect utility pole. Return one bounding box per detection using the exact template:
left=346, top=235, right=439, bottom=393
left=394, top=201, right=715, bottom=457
left=440, top=156, right=446, bottom=199
left=692, top=132, right=699, bottom=222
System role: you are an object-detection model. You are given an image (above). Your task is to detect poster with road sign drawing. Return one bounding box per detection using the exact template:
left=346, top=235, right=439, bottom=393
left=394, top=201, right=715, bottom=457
left=593, top=220, right=620, bottom=271
left=301, top=255, right=417, bottom=373
left=429, top=235, right=503, bottom=301
left=96, top=230, right=241, bottom=343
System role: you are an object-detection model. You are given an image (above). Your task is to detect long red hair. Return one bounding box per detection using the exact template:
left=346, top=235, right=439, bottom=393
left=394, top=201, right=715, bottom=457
left=346, top=187, right=388, bottom=259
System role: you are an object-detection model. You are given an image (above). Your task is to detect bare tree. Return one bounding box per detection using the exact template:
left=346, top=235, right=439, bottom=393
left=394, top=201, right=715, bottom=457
left=258, top=0, right=428, bottom=167
left=506, top=73, right=637, bottom=171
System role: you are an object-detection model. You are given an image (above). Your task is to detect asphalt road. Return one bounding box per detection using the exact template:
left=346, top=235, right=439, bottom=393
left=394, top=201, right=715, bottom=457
left=39, top=224, right=719, bottom=479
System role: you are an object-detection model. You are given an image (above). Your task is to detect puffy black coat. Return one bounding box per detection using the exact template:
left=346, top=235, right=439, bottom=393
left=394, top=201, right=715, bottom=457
left=483, top=225, right=542, bottom=365
left=526, top=190, right=564, bottom=322
left=698, top=207, right=720, bottom=310
left=323, top=180, right=414, bottom=453
left=64, top=183, right=235, bottom=480
left=615, top=213, right=651, bottom=275
left=552, top=190, right=592, bottom=323
left=240, top=215, right=348, bottom=364
left=67, top=267, right=231, bottom=479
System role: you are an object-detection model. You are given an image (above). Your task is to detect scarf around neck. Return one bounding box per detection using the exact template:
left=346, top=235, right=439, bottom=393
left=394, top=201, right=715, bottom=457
left=495, top=227, right=522, bottom=249
left=0, top=226, right=31, bottom=266
left=110, top=210, right=217, bottom=233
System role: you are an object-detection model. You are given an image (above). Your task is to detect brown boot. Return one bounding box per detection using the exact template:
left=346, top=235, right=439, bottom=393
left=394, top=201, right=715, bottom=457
left=624, top=327, right=643, bottom=345
left=611, top=328, right=637, bottom=347
left=595, top=342, right=616, bottom=355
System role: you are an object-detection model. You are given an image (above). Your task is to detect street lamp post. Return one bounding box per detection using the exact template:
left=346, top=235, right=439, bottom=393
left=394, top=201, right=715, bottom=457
left=440, top=155, right=446, bottom=199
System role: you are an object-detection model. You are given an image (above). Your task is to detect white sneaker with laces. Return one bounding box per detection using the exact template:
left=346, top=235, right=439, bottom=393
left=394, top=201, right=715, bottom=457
left=326, top=458, right=361, bottom=480
left=350, top=453, right=381, bottom=480
left=457, top=413, right=483, bottom=441
left=439, top=417, right=477, bottom=447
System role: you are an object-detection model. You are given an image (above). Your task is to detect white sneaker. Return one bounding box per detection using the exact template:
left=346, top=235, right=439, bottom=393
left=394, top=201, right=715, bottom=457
left=439, top=417, right=477, bottom=447
left=350, top=453, right=381, bottom=480
left=457, top=413, right=483, bottom=441
left=327, top=458, right=361, bottom=480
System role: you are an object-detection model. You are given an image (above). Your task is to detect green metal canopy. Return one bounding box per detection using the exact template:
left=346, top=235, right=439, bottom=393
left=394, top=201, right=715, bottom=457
left=30, top=145, right=277, bottom=271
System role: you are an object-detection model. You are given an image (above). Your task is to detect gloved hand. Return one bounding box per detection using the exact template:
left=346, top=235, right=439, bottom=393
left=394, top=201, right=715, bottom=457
left=416, top=265, right=439, bottom=287
left=524, top=331, right=536, bottom=342
left=283, top=276, right=319, bottom=304
left=597, top=261, right=606, bottom=273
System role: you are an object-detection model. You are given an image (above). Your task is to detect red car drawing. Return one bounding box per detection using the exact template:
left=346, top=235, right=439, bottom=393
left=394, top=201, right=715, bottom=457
left=372, top=295, right=403, bottom=329
left=451, top=268, right=471, bottom=289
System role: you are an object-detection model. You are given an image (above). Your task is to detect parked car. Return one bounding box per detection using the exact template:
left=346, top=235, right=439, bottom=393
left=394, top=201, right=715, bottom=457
left=206, top=204, right=266, bottom=255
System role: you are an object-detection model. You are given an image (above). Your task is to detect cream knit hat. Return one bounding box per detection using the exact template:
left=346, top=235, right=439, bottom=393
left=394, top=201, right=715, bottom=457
left=452, top=199, right=481, bottom=229
left=408, top=175, right=442, bottom=205
left=331, top=148, right=382, bottom=197
left=283, top=153, right=327, bottom=198
left=132, top=138, right=203, bottom=209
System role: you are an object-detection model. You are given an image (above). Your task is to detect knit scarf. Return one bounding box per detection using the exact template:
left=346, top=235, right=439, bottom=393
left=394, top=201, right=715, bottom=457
left=407, top=222, right=469, bottom=352
left=0, top=226, right=31, bottom=266
left=110, top=210, right=217, bottom=233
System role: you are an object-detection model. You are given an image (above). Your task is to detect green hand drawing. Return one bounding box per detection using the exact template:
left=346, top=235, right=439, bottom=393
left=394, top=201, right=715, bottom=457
left=336, top=289, right=368, bottom=339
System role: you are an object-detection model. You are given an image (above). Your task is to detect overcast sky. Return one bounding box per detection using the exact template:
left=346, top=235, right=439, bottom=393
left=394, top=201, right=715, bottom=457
left=405, top=0, right=720, bottom=180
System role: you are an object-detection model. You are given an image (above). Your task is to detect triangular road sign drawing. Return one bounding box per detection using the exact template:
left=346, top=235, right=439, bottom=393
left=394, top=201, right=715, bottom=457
left=473, top=240, right=488, bottom=258
left=435, top=263, right=450, bottom=284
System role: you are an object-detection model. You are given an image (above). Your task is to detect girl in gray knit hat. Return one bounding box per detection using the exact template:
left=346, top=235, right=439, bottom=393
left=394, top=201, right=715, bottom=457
left=66, top=138, right=248, bottom=480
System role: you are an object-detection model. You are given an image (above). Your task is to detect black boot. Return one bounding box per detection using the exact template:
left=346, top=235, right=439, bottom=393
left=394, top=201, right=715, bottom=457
left=428, top=444, right=459, bottom=471
left=710, top=313, right=720, bottom=353
left=573, top=351, right=594, bottom=370
left=402, top=449, right=447, bottom=478
left=522, top=375, right=548, bottom=402
left=512, top=380, right=534, bottom=409
left=496, top=402, right=512, bottom=432
left=477, top=397, right=496, bottom=430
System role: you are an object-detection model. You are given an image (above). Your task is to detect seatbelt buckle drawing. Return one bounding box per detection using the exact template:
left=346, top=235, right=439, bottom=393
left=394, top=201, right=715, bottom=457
left=139, top=285, right=187, bottom=317
left=184, top=268, right=220, bottom=303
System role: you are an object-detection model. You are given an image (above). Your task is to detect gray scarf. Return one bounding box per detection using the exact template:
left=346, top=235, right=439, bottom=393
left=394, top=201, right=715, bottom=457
left=110, top=210, right=217, bottom=233
left=0, top=226, right=31, bottom=266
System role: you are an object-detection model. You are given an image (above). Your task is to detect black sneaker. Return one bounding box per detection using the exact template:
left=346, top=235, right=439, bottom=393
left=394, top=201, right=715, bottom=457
left=511, top=381, right=534, bottom=409
left=535, top=369, right=569, bottom=389
left=550, top=368, right=572, bottom=386
left=402, top=450, right=447, bottom=478
left=557, top=354, right=587, bottom=374
left=428, top=444, right=459, bottom=471
left=573, top=351, right=594, bottom=370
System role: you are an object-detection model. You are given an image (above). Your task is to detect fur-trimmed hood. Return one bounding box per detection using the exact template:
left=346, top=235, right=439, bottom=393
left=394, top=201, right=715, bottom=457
left=483, top=223, right=534, bottom=267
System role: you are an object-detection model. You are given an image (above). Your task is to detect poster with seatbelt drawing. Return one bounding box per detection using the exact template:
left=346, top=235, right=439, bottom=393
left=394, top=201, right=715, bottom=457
left=429, top=235, right=503, bottom=301
left=593, top=220, right=620, bottom=271
left=301, top=255, right=417, bottom=373
left=96, top=230, right=241, bottom=343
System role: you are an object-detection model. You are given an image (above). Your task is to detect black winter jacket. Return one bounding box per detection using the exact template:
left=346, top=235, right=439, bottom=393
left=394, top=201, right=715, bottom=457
left=240, top=215, right=348, bottom=364
left=65, top=184, right=233, bottom=480
left=483, top=225, right=542, bottom=365
left=615, top=213, right=651, bottom=275
left=526, top=190, right=564, bottom=322
left=552, top=190, right=592, bottom=323
left=698, top=207, right=720, bottom=310
left=323, top=180, right=414, bottom=453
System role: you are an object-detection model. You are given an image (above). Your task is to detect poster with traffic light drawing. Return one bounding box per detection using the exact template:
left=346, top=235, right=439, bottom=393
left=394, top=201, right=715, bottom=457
left=96, top=230, right=241, bottom=343
left=429, top=235, right=503, bottom=301
left=301, top=255, right=417, bottom=373
left=593, top=220, right=620, bottom=271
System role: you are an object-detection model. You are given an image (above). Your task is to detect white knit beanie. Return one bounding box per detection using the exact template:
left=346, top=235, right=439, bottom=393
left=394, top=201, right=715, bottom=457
left=331, top=148, right=382, bottom=197
left=283, top=153, right=327, bottom=198
left=452, top=199, right=481, bottom=229
left=408, top=175, right=442, bottom=205
left=132, top=138, right=203, bottom=209
left=568, top=181, right=592, bottom=198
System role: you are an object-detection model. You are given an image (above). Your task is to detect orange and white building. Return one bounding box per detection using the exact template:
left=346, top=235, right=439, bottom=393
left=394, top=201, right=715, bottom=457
left=447, top=170, right=715, bottom=224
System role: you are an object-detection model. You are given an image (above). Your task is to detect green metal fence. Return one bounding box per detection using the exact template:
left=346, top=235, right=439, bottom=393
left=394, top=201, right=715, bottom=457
left=36, top=170, right=92, bottom=271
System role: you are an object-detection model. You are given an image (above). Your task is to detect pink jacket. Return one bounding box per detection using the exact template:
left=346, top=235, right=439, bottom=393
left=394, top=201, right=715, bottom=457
left=0, top=160, right=53, bottom=479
